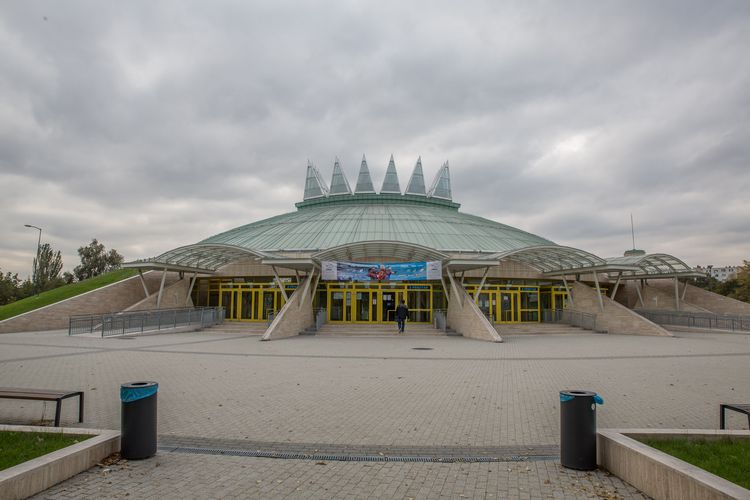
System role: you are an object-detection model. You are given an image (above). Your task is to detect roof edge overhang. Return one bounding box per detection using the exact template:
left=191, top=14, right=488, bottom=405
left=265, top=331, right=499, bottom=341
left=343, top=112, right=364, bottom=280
left=607, top=271, right=707, bottom=280
left=122, top=261, right=217, bottom=274
left=444, top=259, right=497, bottom=273
left=125, top=243, right=269, bottom=273
left=261, top=257, right=317, bottom=272
left=312, top=240, right=450, bottom=263
left=483, top=245, right=608, bottom=274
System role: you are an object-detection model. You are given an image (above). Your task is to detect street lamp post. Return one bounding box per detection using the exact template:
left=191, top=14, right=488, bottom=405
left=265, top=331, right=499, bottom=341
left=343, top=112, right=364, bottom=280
left=24, top=224, right=42, bottom=293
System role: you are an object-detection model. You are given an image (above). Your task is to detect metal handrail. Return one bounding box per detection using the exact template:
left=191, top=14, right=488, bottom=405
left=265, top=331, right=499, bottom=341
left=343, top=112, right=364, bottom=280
left=635, top=309, right=750, bottom=332
left=433, top=309, right=447, bottom=331
left=542, top=309, right=598, bottom=331
left=314, top=308, right=327, bottom=331
left=69, top=307, right=225, bottom=337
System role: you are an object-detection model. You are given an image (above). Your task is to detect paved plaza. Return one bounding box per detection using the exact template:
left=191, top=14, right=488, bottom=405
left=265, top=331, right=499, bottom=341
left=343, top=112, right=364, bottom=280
left=1, top=327, right=749, bottom=498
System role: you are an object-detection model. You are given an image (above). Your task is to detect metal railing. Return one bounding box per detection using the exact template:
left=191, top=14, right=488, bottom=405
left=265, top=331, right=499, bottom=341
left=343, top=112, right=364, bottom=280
left=314, top=308, right=327, bottom=331
left=433, top=309, right=447, bottom=331
left=635, top=309, right=750, bottom=332
left=69, top=307, right=225, bottom=337
left=542, top=309, right=598, bottom=331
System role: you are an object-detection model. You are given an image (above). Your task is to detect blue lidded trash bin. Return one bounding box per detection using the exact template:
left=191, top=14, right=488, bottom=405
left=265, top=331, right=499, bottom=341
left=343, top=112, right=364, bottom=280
left=120, top=381, right=158, bottom=459
left=559, top=390, right=604, bottom=470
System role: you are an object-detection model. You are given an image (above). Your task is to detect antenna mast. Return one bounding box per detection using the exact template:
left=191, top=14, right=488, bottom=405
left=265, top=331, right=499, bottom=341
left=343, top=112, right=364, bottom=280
left=630, top=213, right=636, bottom=250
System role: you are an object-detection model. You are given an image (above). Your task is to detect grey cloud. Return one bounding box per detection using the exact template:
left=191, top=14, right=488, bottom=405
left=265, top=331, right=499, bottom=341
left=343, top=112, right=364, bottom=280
left=1, top=0, right=749, bottom=275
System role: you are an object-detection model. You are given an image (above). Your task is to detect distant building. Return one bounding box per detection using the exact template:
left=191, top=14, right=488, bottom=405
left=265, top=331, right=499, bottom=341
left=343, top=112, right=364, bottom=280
left=695, top=265, right=740, bottom=282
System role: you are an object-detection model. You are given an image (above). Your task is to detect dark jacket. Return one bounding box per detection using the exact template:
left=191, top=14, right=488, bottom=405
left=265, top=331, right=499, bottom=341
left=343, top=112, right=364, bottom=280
left=395, top=303, right=409, bottom=320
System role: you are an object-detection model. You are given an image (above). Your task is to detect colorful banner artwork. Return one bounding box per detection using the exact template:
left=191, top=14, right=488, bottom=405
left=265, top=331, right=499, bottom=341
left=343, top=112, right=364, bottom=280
left=321, top=261, right=442, bottom=282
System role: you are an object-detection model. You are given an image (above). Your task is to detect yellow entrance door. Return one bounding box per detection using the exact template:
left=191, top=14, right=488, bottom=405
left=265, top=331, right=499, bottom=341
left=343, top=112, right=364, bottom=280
left=497, top=291, right=519, bottom=323
left=380, top=289, right=403, bottom=323
left=354, top=290, right=378, bottom=323
left=238, top=289, right=255, bottom=321
left=328, top=289, right=352, bottom=322
left=552, top=291, right=568, bottom=310
left=519, top=289, right=540, bottom=322
left=475, top=292, right=493, bottom=320
left=220, top=289, right=240, bottom=320
left=261, top=291, right=277, bottom=320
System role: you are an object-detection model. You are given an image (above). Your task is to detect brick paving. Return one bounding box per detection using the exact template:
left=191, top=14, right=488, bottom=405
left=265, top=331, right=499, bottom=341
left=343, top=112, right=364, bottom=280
left=33, top=453, right=646, bottom=499
left=0, top=327, right=748, bottom=498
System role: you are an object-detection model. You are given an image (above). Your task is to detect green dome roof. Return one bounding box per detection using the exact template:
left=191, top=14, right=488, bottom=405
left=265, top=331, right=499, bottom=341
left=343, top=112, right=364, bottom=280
left=200, top=194, right=555, bottom=254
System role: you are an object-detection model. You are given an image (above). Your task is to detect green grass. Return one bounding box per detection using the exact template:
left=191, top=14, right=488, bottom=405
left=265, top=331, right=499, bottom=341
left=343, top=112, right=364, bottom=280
left=642, top=438, right=750, bottom=489
left=0, top=269, right=138, bottom=321
left=0, top=431, right=92, bottom=471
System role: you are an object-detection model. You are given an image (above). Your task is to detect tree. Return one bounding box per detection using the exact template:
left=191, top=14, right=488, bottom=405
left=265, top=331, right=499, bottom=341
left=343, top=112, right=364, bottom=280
left=0, top=269, right=23, bottom=305
left=730, top=260, right=750, bottom=303
left=73, top=239, right=124, bottom=281
left=32, top=242, right=64, bottom=292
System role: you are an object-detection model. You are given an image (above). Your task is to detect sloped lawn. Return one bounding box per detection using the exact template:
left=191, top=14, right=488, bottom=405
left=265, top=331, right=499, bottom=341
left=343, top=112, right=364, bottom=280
left=0, top=269, right=138, bottom=321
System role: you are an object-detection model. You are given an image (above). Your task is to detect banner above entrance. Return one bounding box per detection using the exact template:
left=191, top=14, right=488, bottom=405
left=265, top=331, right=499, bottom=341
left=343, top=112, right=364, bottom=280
left=321, top=261, right=442, bottom=282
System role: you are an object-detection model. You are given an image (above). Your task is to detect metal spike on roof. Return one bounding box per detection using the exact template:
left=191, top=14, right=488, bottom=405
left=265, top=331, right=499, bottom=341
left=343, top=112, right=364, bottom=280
left=303, top=161, right=328, bottom=200
left=354, top=154, right=376, bottom=194
left=428, top=161, right=452, bottom=200
left=328, top=157, right=353, bottom=196
left=380, top=154, right=401, bottom=194
left=405, top=157, right=427, bottom=196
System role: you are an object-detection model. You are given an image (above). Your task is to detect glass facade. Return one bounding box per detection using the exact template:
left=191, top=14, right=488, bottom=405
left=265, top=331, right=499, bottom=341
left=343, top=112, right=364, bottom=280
left=193, top=277, right=570, bottom=324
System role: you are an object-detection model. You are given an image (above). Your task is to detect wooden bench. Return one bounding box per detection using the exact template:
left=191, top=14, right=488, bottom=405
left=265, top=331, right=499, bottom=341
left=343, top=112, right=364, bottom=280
left=720, top=403, right=750, bottom=429
left=0, top=387, right=84, bottom=427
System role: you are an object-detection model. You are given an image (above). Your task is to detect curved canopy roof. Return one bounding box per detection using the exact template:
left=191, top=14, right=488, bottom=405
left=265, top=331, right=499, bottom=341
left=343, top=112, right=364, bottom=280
left=605, top=253, right=699, bottom=279
left=126, top=244, right=267, bottom=272
left=486, top=245, right=607, bottom=273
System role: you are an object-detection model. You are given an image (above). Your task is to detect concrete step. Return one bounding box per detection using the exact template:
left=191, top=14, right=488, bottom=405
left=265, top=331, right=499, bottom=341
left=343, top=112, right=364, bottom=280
left=496, top=323, right=590, bottom=335
left=208, top=321, right=268, bottom=334
left=311, top=323, right=447, bottom=337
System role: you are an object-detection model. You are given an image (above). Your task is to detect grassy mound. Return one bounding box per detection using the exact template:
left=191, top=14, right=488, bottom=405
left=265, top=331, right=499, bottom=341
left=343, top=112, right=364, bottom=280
left=0, top=269, right=138, bottom=322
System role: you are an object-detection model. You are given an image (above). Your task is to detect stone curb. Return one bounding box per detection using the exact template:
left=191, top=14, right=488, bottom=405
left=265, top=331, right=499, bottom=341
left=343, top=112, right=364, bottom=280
left=0, top=424, right=120, bottom=500
left=597, top=428, right=750, bottom=500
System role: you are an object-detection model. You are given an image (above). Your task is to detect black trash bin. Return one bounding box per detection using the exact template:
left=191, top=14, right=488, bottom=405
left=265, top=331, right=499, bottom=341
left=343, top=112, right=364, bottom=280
left=120, top=381, right=158, bottom=460
left=559, top=390, right=603, bottom=470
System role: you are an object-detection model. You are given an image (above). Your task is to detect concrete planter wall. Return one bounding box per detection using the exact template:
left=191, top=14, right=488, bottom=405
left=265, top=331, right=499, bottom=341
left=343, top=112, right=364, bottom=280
left=597, top=429, right=750, bottom=500
left=0, top=425, right=120, bottom=500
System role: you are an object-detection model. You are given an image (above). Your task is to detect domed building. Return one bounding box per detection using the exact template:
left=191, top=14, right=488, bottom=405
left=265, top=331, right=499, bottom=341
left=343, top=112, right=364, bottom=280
left=125, top=156, right=701, bottom=342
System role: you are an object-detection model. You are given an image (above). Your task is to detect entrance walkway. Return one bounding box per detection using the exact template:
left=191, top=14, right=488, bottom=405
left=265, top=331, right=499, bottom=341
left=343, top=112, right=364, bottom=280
left=1, top=328, right=747, bottom=498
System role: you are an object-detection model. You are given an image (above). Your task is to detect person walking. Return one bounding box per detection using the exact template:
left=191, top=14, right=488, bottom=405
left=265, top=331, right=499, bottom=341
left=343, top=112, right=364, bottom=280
left=395, top=299, right=409, bottom=334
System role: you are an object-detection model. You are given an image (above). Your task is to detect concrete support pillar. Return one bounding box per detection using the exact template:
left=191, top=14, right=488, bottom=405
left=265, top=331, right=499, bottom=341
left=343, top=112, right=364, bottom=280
left=562, top=275, right=574, bottom=307
left=138, top=269, right=150, bottom=298
left=185, top=273, right=197, bottom=306
left=611, top=272, right=623, bottom=300
left=156, top=268, right=168, bottom=309
left=635, top=282, right=645, bottom=307
left=474, top=267, right=490, bottom=304
left=272, top=266, right=288, bottom=301
left=593, top=272, right=604, bottom=312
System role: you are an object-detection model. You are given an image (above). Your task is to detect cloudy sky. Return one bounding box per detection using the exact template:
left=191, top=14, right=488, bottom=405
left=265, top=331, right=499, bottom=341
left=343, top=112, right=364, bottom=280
left=1, top=1, right=748, bottom=277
